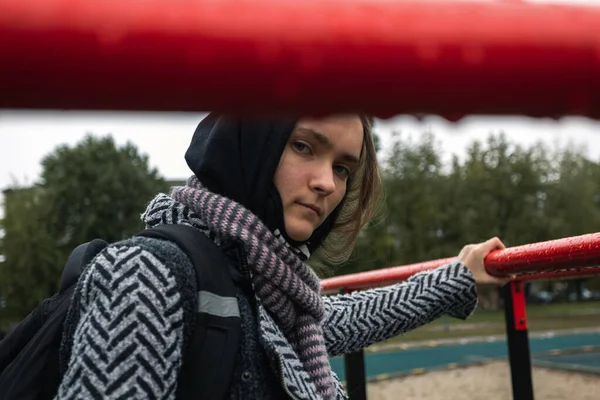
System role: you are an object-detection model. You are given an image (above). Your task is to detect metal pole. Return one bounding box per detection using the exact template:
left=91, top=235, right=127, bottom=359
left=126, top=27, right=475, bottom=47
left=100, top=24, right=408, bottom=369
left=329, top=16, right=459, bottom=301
left=344, top=349, right=367, bottom=400
left=503, top=281, right=534, bottom=400
left=341, top=288, right=367, bottom=400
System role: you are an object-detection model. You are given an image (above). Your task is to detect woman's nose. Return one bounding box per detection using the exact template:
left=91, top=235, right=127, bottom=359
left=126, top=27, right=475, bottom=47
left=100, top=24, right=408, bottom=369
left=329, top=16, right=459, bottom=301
left=309, top=164, right=336, bottom=196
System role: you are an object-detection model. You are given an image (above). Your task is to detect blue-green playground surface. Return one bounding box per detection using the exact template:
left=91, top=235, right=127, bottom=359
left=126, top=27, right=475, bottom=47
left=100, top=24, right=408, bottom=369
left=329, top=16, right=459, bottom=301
left=329, top=332, right=600, bottom=382
left=535, top=349, right=600, bottom=373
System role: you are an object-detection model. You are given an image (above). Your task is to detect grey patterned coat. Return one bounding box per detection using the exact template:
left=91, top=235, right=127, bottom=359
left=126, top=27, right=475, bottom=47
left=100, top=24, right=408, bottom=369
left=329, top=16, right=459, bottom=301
left=56, top=196, right=478, bottom=399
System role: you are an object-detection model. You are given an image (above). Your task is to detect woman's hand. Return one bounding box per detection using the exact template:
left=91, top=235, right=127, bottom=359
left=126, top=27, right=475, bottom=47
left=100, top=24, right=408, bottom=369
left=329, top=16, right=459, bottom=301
left=457, top=237, right=515, bottom=286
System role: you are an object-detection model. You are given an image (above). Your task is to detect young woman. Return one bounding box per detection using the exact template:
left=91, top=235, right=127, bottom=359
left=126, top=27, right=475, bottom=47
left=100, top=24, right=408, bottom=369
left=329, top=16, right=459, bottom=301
left=56, top=113, right=511, bottom=399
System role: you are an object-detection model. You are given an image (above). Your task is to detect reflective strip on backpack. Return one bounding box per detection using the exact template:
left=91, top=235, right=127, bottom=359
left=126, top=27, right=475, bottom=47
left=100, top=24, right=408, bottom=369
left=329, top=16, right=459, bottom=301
left=197, top=291, right=240, bottom=318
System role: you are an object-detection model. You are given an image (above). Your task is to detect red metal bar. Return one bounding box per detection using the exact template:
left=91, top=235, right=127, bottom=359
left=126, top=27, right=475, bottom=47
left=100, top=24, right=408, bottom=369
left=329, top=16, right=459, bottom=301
left=321, top=232, right=600, bottom=293
left=510, top=281, right=528, bottom=331
left=321, top=257, right=456, bottom=293
left=2, top=0, right=600, bottom=119
left=518, top=267, right=600, bottom=282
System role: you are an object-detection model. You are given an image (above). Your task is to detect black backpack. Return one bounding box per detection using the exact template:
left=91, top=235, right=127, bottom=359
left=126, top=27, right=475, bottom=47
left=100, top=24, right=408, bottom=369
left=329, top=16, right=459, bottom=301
left=0, top=224, right=242, bottom=400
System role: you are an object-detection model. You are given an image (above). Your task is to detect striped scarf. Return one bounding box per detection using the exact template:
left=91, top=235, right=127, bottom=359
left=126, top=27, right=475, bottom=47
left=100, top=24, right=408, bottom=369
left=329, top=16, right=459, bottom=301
left=171, top=176, right=334, bottom=398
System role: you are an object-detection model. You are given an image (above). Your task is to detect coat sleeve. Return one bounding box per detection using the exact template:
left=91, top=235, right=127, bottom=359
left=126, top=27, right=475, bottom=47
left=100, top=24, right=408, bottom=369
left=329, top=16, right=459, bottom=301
left=322, top=261, right=478, bottom=357
left=55, top=238, right=196, bottom=400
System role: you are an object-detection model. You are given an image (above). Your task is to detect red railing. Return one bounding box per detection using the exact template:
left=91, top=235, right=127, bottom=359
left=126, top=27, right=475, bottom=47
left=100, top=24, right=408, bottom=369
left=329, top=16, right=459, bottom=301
left=321, top=232, right=600, bottom=400
left=321, top=232, right=600, bottom=294
left=2, top=0, right=600, bottom=119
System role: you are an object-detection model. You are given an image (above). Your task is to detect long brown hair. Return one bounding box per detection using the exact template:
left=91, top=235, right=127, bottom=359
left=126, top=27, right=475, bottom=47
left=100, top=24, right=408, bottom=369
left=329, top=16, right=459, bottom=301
left=318, top=116, right=383, bottom=265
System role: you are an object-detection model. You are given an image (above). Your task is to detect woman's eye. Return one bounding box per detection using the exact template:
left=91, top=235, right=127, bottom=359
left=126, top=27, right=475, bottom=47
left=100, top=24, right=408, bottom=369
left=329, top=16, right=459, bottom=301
left=334, top=165, right=351, bottom=177
left=292, top=141, right=310, bottom=153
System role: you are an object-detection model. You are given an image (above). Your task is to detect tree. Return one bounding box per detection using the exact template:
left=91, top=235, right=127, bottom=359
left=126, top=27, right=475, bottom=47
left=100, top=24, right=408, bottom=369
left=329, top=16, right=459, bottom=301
left=382, top=131, right=451, bottom=263
left=0, top=134, right=169, bottom=320
left=0, top=187, right=62, bottom=320
left=455, top=133, right=552, bottom=247
left=41, top=135, right=169, bottom=256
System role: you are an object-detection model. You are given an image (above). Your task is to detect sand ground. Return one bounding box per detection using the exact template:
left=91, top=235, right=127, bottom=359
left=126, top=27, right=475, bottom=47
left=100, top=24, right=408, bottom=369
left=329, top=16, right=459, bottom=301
left=367, top=361, right=600, bottom=400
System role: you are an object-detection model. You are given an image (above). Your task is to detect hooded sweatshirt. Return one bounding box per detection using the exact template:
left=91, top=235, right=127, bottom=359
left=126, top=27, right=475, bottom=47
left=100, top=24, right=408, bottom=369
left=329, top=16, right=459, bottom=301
left=55, top=114, right=478, bottom=400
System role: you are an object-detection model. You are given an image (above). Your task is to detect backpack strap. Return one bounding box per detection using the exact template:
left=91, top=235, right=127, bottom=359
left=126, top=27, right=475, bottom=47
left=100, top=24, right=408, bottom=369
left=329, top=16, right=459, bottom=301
left=136, top=224, right=242, bottom=400
left=59, top=239, right=109, bottom=293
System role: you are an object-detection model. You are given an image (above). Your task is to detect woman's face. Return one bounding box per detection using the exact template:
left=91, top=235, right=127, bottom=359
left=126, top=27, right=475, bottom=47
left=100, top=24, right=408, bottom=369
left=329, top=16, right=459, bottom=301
left=273, top=115, right=364, bottom=242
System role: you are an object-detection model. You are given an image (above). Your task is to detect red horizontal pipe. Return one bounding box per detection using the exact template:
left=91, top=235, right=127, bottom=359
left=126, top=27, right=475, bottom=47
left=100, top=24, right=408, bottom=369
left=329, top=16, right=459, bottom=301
left=321, top=258, right=456, bottom=294
left=518, top=267, right=600, bottom=282
left=321, top=232, right=600, bottom=293
left=1, top=1, right=600, bottom=119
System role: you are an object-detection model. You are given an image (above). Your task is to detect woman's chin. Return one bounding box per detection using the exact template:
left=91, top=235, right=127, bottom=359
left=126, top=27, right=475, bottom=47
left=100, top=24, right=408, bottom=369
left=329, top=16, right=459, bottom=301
left=284, top=222, right=314, bottom=243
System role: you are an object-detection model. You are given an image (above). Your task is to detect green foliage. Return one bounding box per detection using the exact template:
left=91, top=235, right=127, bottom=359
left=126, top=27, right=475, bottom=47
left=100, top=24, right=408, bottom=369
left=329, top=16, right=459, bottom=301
left=40, top=135, right=168, bottom=252
left=0, top=135, right=169, bottom=321
left=0, top=187, right=61, bottom=320
left=451, top=134, right=553, bottom=247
